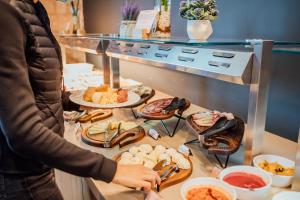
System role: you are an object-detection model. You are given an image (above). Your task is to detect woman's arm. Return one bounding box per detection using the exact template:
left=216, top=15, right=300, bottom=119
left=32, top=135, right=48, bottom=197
left=0, top=2, right=160, bottom=190
left=0, top=1, right=116, bottom=183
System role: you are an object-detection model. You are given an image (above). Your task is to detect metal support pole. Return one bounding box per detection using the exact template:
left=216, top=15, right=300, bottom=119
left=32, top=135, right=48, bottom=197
left=109, top=57, right=120, bottom=88
left=292, top=127, right=300, bottom=191
left=244, top=40, right=273, bottom=165
left=61, top=45, right=67, bottom=65
left=101, top=52, right=111, bottom=85
left=96, top=40, right=111, bottom=85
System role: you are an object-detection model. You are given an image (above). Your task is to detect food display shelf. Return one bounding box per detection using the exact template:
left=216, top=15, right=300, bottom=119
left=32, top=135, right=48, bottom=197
left=60, top=90, right=298, bottom=200
left=59, top=34, right=112, bottom=85
left=58, top=34, right=300, bottom=190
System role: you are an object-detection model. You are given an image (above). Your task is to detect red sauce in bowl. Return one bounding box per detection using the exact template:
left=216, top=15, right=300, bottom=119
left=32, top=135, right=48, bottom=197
left=223, top=172, right=266, bottom=189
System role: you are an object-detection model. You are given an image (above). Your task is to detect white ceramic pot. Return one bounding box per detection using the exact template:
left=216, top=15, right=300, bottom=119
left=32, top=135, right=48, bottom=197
left=187, top=20, right=213, bottom=41
left=219, top=166, right=272, bottom=200
left=272, top=191, right=300, bottom=200
left=253, top=154, right=295, bottom=188
left=180, top=177, right=237, bottom=200
left=119, top=20, right=136, bottom=38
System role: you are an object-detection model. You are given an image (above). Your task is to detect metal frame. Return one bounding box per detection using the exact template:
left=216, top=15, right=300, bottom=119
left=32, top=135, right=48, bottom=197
left=144, top=114, right=183, bottom=137
left=184, top=139, right=231, bottom=168
left=292, top=127, right=300, bottom=191
left=58, top=35, right=275, bottom=166
left=244, top=40, right=273, bottom=164
left=106, top=43, right=253, bottom=85
left=59, top=36, right=112, bottom=86
left=107, top=40, right=273, bottom=165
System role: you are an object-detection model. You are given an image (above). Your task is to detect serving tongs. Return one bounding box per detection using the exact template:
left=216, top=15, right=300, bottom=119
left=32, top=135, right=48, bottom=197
left=82, top=124, right=146, bottom=148
left=162, top=97, right=190, bottom=115
left=185, top=116, right=244, bottom=168
left=103, top=123, right=121, bottom=148
left=156, top=165, right=180, bottom=192
left=199, top=117, right=237, bottom=145
left=64, top=110, right=87, bottom=122
left=145, top=97, right=190, bottom=137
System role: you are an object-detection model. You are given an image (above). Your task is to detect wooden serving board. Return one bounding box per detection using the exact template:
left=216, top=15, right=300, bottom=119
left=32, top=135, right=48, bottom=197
left=124, top=89, right=156, bottom=108
left=137, top=98, right=175, bottom=120
left=81, top=126, right=145, bottom=148
left=186, top=114, right=245, bottom=155
left=186, top=115, right=212, bottom=136
left=114, top=151, right=193, bottom=191
left=79, top=109, right=112, bottom=123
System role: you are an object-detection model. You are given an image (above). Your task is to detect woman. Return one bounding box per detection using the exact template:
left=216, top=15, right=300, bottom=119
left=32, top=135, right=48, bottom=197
left=0, top=0, right=160, bottom=199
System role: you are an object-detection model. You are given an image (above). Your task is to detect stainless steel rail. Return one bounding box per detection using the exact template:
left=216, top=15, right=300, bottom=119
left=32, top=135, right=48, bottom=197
left=106, top=41, right=253, bottom=85
left=292, top=128, right=300, bottom=191
left=59, top=35, right=113, bottom=85
left=106, top=40, right=273, bottom=165
left=58, top=35, right=275, bottom=165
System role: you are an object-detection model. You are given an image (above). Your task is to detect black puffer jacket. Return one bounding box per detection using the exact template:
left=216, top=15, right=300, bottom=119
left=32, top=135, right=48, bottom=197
left=0, top=0, right=117, bottom=182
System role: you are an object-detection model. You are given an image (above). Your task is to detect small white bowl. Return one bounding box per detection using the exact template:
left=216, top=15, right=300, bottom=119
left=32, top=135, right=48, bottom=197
left=219, top=165, right=272, bottom=200
left=272, top=191, right=300, bottom=200
left=180, top=177, right=237, bottom=200
left=253, top=154, right=295, bottom=188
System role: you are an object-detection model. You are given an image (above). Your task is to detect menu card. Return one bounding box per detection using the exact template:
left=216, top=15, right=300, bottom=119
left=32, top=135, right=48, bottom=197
left=134, top=10, right=159, bottom=38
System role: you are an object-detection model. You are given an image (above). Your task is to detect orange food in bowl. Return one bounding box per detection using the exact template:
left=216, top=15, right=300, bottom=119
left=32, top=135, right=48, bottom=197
left=186, top=186, right=231, bottom=200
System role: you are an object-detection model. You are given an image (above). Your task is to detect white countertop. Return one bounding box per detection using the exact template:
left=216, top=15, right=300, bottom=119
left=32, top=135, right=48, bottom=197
left=64, top=91, right=297, bottom=200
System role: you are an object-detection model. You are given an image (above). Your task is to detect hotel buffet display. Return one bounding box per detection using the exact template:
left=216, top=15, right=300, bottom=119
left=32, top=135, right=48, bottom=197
left=59, top=35, right=300, bottom=199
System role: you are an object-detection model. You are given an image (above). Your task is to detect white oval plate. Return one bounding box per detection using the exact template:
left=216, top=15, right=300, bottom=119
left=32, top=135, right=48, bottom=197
left=272, top=192, right=300, bottom=200
left=69, top=90, right=141, bottom=109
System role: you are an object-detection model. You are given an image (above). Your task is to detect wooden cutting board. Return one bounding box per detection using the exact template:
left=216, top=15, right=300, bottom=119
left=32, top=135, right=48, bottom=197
left=124, top=89, right=156, bottom=108
left=186, top=114, right=245, bottom=155
left=81, top=126, right=145, bottom=148
left=78, top=109, right=113, bottom=123
left=114, top=150, right=193, bottom=191
left=137, top=98, right=175, bottom=120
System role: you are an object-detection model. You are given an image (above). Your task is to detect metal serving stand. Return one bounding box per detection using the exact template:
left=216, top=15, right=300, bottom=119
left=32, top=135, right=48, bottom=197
left=58, top=34, right=300, bottom=190
left=59, top=34, right=118, bottom=87
left=103, top=38, right=273, bottom=166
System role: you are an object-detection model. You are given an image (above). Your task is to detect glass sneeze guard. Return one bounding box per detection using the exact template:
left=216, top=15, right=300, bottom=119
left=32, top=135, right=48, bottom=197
left=60, top=34, right=300, bottom=52
left=59, top=34, right=300, bottom=191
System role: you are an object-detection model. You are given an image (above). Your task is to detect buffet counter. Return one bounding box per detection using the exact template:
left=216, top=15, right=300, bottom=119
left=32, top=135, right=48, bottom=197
left=61, top=90, right=297, bottom=200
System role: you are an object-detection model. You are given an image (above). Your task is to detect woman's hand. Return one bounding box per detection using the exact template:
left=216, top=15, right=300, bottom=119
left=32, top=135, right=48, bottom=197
left=112, top=164, right=161, bottom=191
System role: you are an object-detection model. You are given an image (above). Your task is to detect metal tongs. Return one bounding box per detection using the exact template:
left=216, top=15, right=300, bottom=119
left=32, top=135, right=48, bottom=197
left=64, top=110, right=87, bottom=122
left=157, top=164, right=180, bottom=192
left=104, top=123, right=122, bottom=148
left=162, top=97, right=189, bottom=115
left=199, top=117, right=237, bottom=144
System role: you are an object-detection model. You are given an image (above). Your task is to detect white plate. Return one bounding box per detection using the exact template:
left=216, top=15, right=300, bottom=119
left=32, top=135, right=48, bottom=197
left=272, top=191, right=300, bottom=200
left=69, top=90, right=141, bottom=108
left=180, top=177, right=237, bottom=200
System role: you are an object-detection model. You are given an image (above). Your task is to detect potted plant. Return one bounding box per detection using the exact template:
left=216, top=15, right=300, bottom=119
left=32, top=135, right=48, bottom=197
left=120, top=0, right=141, bottom=38
left=180, top=0, right=218, bottom=40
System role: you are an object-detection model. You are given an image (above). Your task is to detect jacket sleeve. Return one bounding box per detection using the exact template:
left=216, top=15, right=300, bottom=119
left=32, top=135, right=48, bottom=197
left=62, top=89, right=81, bottom=111
left=0, top=2, right=117, bottom=183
